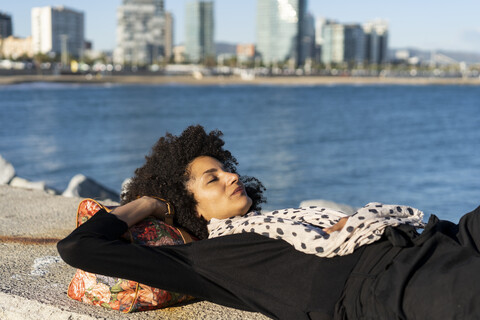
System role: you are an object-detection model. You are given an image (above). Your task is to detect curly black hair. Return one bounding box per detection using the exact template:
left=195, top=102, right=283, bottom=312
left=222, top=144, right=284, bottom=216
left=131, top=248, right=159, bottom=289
left=121, top=125, right=266, bottom=239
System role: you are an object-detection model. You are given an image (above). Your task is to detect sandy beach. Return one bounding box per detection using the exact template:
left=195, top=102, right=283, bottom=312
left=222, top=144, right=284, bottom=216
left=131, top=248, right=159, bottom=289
left=1, top=74, right=480, bottom=86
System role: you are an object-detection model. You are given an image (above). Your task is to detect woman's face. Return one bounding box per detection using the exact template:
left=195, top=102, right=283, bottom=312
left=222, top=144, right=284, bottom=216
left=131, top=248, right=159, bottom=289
left=187, top=156, right=252, bottom=221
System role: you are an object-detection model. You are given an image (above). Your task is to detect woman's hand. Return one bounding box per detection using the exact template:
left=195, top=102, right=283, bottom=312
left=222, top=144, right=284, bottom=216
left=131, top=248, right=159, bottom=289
left=111, top=196, right=168, bottom=227
left=323, top=217, right=349, bottom=234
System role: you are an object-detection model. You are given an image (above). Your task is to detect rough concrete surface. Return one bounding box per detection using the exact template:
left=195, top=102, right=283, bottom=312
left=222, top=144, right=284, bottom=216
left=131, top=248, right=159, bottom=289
left=0, top=185, right=268, bottom=320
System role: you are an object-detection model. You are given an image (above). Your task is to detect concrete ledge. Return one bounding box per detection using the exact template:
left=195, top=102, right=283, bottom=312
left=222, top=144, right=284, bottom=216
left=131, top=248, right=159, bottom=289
left=0, top=292, right=96, bottom=320
left=0, top=185, right=267, bottom=319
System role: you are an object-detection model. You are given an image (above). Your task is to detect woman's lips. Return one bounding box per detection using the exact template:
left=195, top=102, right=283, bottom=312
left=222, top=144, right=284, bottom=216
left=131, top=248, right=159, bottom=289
left=231, top=186, right=245, bottom=196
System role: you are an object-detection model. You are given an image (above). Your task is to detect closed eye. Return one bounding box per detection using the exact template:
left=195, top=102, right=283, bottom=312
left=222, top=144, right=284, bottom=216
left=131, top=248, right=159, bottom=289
left=207, top=176, right=218, bottom=184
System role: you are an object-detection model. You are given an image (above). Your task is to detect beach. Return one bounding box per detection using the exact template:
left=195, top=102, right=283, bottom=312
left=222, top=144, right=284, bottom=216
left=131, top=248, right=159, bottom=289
left=1, top=74, right=480, bottom=86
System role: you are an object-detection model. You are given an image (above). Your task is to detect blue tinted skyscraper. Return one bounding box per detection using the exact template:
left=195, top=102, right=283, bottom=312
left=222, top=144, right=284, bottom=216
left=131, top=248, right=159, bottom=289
left=343, top=24, right=365, bottom=64
left=321, top=22, right=365, bottom=65
left=363, top=20, right=388, bottom=64
left=185, top=0, right=215, bottom=63
left=0, top=12, right=13, bottom=39
left=256, top=0, right=307, bottom=66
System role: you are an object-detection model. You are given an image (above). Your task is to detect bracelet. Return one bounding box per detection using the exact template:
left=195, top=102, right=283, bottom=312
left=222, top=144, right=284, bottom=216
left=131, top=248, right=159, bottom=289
left=151, top=196, right=174, bottom=225
left=137, top=196, right=175, bottom=225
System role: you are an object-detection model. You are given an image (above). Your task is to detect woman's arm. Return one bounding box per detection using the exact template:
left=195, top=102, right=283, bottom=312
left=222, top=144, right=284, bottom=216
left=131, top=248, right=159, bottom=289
left=110, top=196, right=167, bottom=227
left=56, top=209, right=261, bottom=312
left=57, top=208, right=205, bottom=297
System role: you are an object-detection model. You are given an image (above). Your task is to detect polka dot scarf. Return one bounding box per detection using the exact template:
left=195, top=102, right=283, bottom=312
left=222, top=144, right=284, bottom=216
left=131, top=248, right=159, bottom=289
left=208, top=202, right=425, bottom=258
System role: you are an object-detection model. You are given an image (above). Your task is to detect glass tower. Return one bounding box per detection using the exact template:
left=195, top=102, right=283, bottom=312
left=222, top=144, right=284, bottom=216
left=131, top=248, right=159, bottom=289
left=321, top=23, right=365, bottom=65
left=256, top=0, right=307, bottom=66
left=0, top=12, right=13, bottom=39
left=363, top=20, right=388, bottom=64
left=185, top=0, right=215, bottom=63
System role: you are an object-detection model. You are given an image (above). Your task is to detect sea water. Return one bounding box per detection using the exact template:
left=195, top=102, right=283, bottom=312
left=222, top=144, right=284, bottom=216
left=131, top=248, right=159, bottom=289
left=1, top=82, right=479, bottom=221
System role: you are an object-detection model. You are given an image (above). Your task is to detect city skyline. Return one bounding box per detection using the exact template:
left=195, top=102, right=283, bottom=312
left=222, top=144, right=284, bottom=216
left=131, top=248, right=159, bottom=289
left=2, top=0, right=480, bottom=53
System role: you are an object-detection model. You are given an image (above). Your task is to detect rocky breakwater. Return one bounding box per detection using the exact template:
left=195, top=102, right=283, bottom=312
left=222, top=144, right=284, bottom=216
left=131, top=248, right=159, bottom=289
left=0, top=154, right=268, bottom=320
left=0, top=154, right=120, bottom=202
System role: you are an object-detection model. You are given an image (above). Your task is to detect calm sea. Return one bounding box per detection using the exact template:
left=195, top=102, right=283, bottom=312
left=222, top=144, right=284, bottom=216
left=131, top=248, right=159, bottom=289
left=1, top=82, right=479, bottom=222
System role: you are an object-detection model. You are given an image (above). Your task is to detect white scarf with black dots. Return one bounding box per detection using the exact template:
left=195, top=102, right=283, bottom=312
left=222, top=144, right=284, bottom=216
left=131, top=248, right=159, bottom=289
left=208, top=202, right=425, bottom=258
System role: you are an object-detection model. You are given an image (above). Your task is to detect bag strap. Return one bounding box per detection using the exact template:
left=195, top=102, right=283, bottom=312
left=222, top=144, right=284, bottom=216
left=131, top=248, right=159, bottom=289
left=177, top=228, right=194, bottom=243
left=149, top=197, right=195, bottom=244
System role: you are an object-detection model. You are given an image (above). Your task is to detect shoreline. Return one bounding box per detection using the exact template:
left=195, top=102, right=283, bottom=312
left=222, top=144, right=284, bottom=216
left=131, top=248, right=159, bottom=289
left=1, top=74, right=480, bottom=86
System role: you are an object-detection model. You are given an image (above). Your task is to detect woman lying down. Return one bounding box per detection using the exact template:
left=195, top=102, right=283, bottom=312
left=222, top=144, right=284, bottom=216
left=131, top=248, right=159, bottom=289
left=58, top=125, right=480, bottom=320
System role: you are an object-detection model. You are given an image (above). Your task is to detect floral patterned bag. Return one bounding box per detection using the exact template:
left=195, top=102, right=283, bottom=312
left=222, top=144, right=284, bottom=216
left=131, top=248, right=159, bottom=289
left=67, top=198, right=196, bottom=312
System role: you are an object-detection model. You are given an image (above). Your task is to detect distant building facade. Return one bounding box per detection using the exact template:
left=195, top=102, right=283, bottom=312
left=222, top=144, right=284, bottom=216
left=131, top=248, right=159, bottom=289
left=363, top=19, right=389, bottom=64
left=164, top=11, right=174, bottom=62
left=173, top=45, right=186, bottom=63
left=256, top=0, right=309, bottom=67
left=236, top=43, right=255, bottom=63
left=314, top=17, right=334, bottom=63
left=0, top=12, right=13, bottom=39
left=343, top=24, right=365, bottom=64
left=301, top=12, right=316, bottom=65
left=31, top=6, right=84, bottom=58
left=321, top=22, right=365, bottom=65
left=0, top=36, right=33, bottom=59
left=185, top=0, right=215, bottom=63
left=114, top=0, right=166, bottom=66
left=321, top=23, right=343, bottom=64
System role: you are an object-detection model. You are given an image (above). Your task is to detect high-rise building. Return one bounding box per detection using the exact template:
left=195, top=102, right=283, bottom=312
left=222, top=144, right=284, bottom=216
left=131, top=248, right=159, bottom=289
left=114, top=0, right=166, bottom=66
left=185, top=0, right=215, bottom=63
left=301, top=12, right=316, bottom=64
left=31, top=6, right=84, bottom=58
left=363, top=20, right=388, bottom=64
left=256, top=0, right=307, bottom=67
left=314, top=18, right=335, bottom=63
left=321, top=23, right=343, bottom=64
left=321, top=22, right=365, bottom=65
left=0, top=12, right=13, bottom=39
left=343, top=24, right=365, bottom=64
left=165, top=12, right=174, bottom=62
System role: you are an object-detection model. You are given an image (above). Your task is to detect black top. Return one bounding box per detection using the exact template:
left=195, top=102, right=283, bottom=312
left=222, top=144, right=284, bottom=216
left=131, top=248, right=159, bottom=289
left=335, top=205, right=480, bottom=319
left=57, top=210, right=364, bottom=319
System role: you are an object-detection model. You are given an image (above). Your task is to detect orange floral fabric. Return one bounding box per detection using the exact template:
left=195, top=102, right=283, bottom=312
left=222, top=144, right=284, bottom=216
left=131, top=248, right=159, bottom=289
left=67, top=199, right=193, bottom=313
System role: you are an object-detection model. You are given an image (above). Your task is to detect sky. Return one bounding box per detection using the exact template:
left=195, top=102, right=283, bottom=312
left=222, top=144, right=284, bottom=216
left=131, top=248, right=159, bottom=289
left=2, top=0, right=480, bottom=53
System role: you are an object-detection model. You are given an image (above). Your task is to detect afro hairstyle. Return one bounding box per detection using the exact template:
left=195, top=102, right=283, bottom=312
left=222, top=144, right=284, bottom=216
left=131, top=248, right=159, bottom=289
left=121, top=125, right=266, bottom=239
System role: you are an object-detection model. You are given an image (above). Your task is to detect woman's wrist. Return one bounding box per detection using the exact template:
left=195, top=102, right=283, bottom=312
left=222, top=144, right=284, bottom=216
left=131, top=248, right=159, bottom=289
left=148, top=196, right=169, bottom=219
left=111, top=196, right=167, bottom=227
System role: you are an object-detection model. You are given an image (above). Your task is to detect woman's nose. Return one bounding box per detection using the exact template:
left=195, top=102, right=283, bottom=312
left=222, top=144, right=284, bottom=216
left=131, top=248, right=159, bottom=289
left=225, top=172, right=239, bottom=185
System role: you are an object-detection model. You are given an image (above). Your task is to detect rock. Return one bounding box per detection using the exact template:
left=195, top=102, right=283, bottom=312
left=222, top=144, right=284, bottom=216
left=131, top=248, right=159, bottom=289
left=0, top=155, right=15, bottom=185
left=299, top=199, right=356, bottom=215
left=120, top=177, right=132, bottom=202
left=9, top=177, right=58, bottom=195
left=62, top=174, right=119, bottom=202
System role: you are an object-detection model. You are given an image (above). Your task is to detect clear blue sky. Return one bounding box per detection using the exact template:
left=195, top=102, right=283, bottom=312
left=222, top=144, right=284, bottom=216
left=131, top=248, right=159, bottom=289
left=2, top=0, right=480, bottom=53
